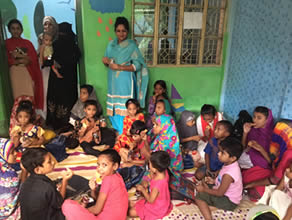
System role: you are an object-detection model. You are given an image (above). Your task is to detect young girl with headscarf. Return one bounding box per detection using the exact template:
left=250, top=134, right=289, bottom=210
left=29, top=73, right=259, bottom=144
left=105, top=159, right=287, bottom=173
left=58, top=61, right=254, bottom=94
left=241, top=106, right=274, bottom=201
left=177, top=110, right=200, bottom=151
left=151, top=114, right=183, bottom=186
left=70, top=84, right=102, bottom=123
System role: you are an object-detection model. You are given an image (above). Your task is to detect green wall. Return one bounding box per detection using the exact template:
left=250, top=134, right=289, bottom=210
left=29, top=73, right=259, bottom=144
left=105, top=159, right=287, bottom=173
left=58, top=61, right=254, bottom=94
left=79, top=0, right=228, bottom=116
left=0, top=0, right=228, bottom=136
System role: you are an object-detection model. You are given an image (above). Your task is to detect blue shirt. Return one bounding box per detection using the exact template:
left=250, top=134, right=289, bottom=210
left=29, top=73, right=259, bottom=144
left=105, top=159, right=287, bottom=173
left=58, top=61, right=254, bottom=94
left=204, top=137, right=224, bottom=171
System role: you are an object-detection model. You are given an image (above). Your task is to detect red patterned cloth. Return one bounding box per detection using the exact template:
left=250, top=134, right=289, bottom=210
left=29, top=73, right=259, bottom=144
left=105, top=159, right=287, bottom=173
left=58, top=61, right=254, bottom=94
left=113, top=113, right=144, bottom=152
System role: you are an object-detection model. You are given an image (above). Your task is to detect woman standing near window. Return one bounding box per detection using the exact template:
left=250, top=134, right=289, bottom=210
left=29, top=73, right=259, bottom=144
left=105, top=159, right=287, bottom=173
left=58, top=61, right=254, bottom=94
left=102, top=17, right=149, bottom=134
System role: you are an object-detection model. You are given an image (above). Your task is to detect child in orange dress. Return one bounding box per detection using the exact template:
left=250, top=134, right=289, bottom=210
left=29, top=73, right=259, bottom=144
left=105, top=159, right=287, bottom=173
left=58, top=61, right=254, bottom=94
left=114, top=99, right=144, bottom=158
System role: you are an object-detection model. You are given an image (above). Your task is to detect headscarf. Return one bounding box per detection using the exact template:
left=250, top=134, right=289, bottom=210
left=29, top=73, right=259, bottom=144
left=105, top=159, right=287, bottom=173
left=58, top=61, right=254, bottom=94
left=162, top=99, right=171, bottom=115
left=0, top=138, right=20, bottom=219
left=42, top=16, right=58, bottom=40
left=247, top=109, right=274, bottom=169
left=200, top=112, right=220, bottom=140
left=53, top=22, right=80, bottom=71
left=177, top=110, right=198, bottom=150
left=71, top=85, right=102, bottom=120
left=151, top=114, right=183, bottom=186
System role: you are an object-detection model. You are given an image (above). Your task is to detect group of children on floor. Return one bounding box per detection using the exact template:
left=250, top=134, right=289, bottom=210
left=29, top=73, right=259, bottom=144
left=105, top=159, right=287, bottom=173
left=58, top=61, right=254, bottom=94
left=1, top=79, right=291, bottom=220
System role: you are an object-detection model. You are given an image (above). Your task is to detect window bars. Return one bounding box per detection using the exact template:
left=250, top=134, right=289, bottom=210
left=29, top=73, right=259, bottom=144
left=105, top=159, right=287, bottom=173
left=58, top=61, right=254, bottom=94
left=132, top=0, right=227, bottom=66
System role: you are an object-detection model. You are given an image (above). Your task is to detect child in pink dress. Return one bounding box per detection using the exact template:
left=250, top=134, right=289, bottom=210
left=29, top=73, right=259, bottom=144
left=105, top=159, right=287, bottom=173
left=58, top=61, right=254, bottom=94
left=129, top=151, right=173, bottom=220
left=62, top=149, right=128, bottom=220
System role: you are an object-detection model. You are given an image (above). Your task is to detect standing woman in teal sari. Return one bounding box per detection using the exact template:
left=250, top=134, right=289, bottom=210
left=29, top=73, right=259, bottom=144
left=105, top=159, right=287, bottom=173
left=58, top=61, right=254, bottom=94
left=102, top=17, right=149, bottom=134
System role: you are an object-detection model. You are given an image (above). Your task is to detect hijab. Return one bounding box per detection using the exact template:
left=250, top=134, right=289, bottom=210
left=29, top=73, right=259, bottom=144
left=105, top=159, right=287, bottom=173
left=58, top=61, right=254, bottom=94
left=42, top=16, right=58, bottom=40
left=177, top=110, right=198, bottom=150
left=0, top=138, right=20, bottom=219
left=53, top=22, right=80, bottom=69
left=151, top=114, right=183, bottom=185
left=71, top=85, right=102, bottom=120
left=247, top=109, right=274, bottom=169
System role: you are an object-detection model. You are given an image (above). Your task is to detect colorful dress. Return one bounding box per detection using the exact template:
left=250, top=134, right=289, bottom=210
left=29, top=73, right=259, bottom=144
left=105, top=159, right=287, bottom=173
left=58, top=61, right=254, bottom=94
left=0, top=138, right=21, bottom=220
left=150, top=114, right=183, bottom=186
left=105, top=38, right=149, bottom=134
left=135, top=171, right=173, bottom=220
left=10, top=125, right=45, bottom=148
left=9, top=95, right=34, bottom=135
left=114, top=113, right=144, bottom=152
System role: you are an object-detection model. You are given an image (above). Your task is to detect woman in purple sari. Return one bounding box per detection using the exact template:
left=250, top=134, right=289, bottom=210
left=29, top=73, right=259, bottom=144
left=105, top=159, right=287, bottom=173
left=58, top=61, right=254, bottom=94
left=241, top=106, right=274, bottom=201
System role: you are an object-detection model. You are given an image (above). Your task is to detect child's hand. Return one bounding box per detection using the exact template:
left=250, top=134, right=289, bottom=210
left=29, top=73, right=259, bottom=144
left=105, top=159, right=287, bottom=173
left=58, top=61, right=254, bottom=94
left=141, top=130, right=148, bottom=141
left=152, top=94, right=158, bottom=103
left=192, top=135, right=201, bottom=142
left=205, top=176, right=215, bottom=185
left=243, top=123, right=255, bottom=134
left=62, top=168, right=73, bottom=181
left=248, top=141, right=264, bottom=152
left=141, top=180, right=149, bottom=189
left=204, top=126, right=211, bottom=138
left=21, top=138, right=33, bottom=147
left=89, top=177, right=97, bottom=190
left=196, top=182, right=205, bottom=192
left=129, top=143, right=136, bottom=150
left=56, top=73, right=63, bottom=79
left=244, top=182, right=254, bottom=189
left=136, top=184, right=145, bottom=192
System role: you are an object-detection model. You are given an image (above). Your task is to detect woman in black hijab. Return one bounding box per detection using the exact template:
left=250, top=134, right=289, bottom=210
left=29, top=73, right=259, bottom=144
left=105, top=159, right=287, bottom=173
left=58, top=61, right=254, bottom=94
left=46, top=22, right=81, bottom=131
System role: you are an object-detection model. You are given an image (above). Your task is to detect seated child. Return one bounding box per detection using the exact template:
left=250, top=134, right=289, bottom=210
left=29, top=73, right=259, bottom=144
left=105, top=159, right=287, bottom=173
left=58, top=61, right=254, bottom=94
left=129, top=151, right=173, bottom=219
left=19, top=147, right=73, bottom=220
left=155, top=99, right=172, bottom=116
left=195, top=137, right=243, bottom=220
left=10, top=100, right=45, bottom=149
left=62, top=149, right=128, bottom=220
left=79, top=100, right=115, bottom=157
left=240, top=106, right=274, bottom=170
left=114, top=99, right=144, bottom=153
left=70, top=84, right=102, bottom=124
left=177, top=110, right=201, bottom=151
left=0, top=138, right=27, bottom=219
left=146, top=80, right=170, bottom=129
left=196, top=104, right=223, bottom=163
left=195, top=120, right=233, bottom=180
left=120, top=120, right=149, bottom=167
left=196, top=104, right=223, bottom=141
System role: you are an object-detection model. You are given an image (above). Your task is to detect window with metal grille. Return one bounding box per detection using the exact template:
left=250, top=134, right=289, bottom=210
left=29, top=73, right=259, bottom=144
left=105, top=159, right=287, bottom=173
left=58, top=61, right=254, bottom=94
left=132, top=0, right=227, bottom=66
